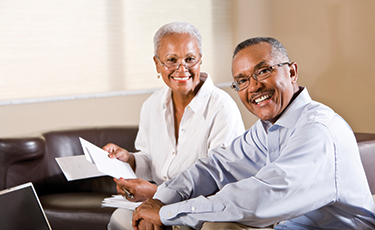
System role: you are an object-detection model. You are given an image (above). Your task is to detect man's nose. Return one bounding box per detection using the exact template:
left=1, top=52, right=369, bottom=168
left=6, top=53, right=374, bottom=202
left=247, top=77, right=261, bottom=92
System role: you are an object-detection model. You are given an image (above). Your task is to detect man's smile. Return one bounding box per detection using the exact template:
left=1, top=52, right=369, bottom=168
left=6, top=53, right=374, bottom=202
left=251, top=92, right=274, bottom=105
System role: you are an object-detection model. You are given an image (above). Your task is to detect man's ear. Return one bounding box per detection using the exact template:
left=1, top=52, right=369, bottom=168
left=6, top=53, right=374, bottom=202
left=289, top=62, right=298, bottom=84
left=153, top=56, right=161, bottom=73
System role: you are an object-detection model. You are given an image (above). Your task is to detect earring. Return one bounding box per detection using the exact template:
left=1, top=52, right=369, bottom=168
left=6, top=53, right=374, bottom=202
left=157, top=73, right=161, bottom=79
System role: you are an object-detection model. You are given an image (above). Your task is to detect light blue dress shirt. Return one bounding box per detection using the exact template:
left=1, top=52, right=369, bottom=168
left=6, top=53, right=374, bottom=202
left=154, top=88, right=375, bottom=229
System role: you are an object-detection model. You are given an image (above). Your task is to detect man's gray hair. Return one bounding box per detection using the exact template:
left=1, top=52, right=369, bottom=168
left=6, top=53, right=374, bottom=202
left=233, top=37, right=289, bottom=61
left=153, top=21, right=202, bottom=56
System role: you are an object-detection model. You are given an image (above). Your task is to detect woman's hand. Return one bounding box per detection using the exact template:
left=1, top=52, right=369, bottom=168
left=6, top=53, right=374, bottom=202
left=102, top=143, right=135, bottom=171
left=114, top=178, right=158, bottom=202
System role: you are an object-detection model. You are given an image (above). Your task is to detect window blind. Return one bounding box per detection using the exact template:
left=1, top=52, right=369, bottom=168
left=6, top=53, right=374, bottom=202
left=0, top=0, right=234, bottom=104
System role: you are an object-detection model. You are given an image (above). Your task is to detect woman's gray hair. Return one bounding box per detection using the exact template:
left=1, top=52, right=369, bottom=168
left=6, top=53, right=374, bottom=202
left=153, top=21, right=202, bottom=56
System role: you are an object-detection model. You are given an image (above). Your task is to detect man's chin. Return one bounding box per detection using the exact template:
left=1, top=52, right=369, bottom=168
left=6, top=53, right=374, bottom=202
left=252, top=110, right=276, bottom=122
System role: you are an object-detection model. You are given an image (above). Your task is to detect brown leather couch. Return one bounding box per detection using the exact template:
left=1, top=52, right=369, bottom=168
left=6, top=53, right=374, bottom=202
left=0, top=126, right=138, bottom=230
left=0, top=128, right=374, bottom=230
left=355, top=132, right=375, bottom=195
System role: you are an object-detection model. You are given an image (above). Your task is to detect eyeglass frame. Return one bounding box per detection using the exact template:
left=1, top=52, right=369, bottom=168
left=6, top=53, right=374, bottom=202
left=230, top=62, right=291, bottom=91
left=156, top=55, right=202, bottom=71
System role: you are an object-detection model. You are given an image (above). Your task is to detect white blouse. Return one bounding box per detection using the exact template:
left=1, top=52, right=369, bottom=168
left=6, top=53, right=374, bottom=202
left=133, top=72, right=245, bottom=185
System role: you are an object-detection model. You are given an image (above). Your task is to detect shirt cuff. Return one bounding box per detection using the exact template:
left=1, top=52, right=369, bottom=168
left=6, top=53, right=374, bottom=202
left=159, top=196, right=225, bottom=226
left=153, top=184, right=183, bottom=204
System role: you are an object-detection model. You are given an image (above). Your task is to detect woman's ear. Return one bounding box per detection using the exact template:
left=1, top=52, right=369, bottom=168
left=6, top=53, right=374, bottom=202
left=289, top=62, right=298, bottom=84
left=153, top=56, right=161, bottom=73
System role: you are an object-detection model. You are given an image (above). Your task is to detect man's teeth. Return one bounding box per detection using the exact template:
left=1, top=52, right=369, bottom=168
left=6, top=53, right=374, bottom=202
left=254, top=94, right=272, bottom=104
left=173, top=76, right=190, bottom=81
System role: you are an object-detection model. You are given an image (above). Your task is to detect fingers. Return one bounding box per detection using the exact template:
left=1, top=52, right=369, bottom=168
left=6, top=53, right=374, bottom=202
left=132, top=207, right=142, bottom=230
left=102, top=143, right=119, bottom=158
left=132, top=199, right=164, bottom=227
left=122, top=187, right=134, bottom=200
left=102, top=143, right=119, bottom=153
left=102, top=143, right=130, bottom=161
left=114, top=178, right=134, bottom=199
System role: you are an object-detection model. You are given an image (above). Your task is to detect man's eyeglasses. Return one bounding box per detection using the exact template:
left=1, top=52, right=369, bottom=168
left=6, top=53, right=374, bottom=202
left=231, top=62, right=291, bottom=91
left=156, top=55, right=202, bottom=71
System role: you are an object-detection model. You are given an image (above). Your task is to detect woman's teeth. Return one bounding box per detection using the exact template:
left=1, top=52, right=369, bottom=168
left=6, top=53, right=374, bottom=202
left=254, top=94, right=272, bottom=104
left=173, top=76, right=190, bottom=81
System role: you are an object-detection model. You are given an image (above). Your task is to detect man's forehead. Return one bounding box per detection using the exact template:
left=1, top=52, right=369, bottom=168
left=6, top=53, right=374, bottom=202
left=232, top=43, right=272, bottom=76
left=234, top=43, right=272, bottom=62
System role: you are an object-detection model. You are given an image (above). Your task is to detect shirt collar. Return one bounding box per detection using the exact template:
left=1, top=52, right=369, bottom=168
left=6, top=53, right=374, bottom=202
left=188, top=72, right=214, bottom=116
left=261, top=87, right=312, bottom=130
left=161, top=72, right=214, bottom=118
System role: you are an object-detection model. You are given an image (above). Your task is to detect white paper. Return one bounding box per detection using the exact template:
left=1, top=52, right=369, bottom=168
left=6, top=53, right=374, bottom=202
left=79, top=137, right=137, bottom=179
left=102, top=195, right=141, bottom=210
left=55, top=155, right=106, bottom=181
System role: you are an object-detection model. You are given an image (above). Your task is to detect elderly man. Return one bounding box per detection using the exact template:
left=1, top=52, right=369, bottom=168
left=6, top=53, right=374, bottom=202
left=132, top=37, right=375, bottom=229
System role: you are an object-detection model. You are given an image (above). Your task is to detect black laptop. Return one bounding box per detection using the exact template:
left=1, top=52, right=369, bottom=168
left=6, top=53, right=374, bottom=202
left=0, top=182, right=52, bottom=230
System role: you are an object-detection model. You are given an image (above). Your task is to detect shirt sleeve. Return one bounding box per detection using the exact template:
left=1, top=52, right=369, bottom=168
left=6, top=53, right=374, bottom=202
left=133, top=101, right=152, bottom=181
left=206, top=95, right=245, bottom=152
left=155, top=122, right=338, bottom=229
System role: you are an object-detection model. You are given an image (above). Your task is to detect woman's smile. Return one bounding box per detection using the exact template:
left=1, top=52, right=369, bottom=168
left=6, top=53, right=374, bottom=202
left=171, top=75, right=191, bottom=82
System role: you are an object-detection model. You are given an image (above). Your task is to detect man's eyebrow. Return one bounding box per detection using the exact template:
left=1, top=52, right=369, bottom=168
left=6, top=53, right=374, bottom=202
left=233, top=60, right=269, bottom=79
left=253, top=60, right=268, bottom=70
left=233, top=74, right=247, bottom=80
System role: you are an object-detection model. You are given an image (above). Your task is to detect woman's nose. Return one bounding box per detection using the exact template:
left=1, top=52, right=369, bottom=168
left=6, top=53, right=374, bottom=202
left=175, top=62, right=188, bottom=71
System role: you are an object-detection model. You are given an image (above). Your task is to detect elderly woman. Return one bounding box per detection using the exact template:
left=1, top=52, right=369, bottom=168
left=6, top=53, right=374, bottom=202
left=105, top=21, right=244, bottom=230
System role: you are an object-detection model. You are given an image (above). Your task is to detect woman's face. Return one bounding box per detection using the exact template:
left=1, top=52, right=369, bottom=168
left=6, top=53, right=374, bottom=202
left=154, top=33, right=201, bottom=96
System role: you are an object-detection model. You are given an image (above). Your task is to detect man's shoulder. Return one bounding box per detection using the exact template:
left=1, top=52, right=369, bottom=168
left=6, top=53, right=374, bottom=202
left=303, top=100, right=336, bottom=124
left=297, top=100, right=353, bottom=138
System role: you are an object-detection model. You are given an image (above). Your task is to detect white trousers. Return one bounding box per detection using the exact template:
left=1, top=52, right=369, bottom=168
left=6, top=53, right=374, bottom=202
left=107, top=208, right=274, bottom=230
left=108, top=208, right=133, bottom=230
left=107, top=209, right=194, bottom=230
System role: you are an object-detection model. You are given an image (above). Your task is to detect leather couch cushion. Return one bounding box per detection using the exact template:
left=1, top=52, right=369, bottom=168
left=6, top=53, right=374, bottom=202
left=41, top=193, right=115, bottom=230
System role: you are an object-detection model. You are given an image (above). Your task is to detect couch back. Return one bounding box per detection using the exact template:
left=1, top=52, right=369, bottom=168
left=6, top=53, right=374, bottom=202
left=1, top=129, right=374, bottom=196
left=0, top=126, right=138, bottom=195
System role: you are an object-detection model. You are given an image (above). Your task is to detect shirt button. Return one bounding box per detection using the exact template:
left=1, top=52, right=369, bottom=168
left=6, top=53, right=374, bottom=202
left=181, top=129, right=186, bottom=133
left=191, top=207, right=196, bottom=211
left=172, top=152, right=175, bottom=155
left=163, top=176, right=167, bottom=180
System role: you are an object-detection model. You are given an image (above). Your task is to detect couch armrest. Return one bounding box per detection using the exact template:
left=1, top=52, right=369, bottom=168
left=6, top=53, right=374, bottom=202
left=0, top=137, right=45, bottom=190
left=41, top=126, right=138, bottom=195
left=355, top=132, right=375, bottom=194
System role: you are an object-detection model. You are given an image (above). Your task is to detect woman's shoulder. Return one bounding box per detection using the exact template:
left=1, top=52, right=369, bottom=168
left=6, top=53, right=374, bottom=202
left=143, top=87, right=169, bottom=103
left=209, top=86, right=238, bottom=107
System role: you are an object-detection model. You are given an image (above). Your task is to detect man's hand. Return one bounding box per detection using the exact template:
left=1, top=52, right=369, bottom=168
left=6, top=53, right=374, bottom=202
left=132, top=198, right=165, bottom=230
left=102, top=143, right=135, bottom=171
left=113, top=178, right=157, bottom=202
left=137, top=219, right=164, bottom=230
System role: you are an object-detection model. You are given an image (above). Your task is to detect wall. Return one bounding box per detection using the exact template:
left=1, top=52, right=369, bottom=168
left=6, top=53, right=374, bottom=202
left=0, top=93, right=150, bottom=137
left=233, top=0, right=375, bottom=133
left=1, top=0, right=374, bottom=138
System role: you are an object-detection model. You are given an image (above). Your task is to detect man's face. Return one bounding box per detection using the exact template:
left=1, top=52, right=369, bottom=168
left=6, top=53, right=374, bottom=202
left=232, top=42, right=298, bottom=123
